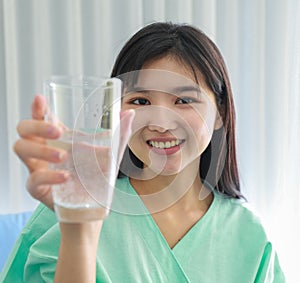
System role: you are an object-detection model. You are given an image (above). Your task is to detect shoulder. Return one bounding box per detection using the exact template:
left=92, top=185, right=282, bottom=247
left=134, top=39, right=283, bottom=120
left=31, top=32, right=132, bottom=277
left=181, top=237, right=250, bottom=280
left=206, top=194, right=286, bottom=282
left=213, top=192, right=269, bottom=243
left=214, top=192, right=264, bottom=223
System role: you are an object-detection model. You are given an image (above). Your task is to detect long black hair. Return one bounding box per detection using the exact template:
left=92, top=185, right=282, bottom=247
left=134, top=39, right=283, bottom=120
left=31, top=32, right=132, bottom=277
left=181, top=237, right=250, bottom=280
left=111, top=22, right=243, bottom=199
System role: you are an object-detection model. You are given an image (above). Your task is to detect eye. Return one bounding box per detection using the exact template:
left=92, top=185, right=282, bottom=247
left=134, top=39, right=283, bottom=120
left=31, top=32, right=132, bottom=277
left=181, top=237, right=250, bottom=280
left=129, top=98, right=150, bottom=105
left=175, top=97, right=199, bottom=104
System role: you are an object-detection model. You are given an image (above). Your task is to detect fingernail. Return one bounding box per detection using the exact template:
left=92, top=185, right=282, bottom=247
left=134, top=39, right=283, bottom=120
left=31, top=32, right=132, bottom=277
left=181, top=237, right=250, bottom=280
left=52, top=151, right=66, bottom=161
left=47, top=126, right=60, bottom=137
left=58, top=171, right=69, bottom=181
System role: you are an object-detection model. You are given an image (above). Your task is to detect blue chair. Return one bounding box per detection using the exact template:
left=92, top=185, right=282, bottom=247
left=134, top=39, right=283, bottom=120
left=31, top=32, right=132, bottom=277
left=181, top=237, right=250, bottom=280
left=0, top=211, right=32, bottom=271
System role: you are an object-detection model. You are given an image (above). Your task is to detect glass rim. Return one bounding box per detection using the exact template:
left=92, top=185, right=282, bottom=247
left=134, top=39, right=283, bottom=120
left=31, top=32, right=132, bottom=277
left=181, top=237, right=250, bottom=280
left=43, top=75, right=116, bottom=90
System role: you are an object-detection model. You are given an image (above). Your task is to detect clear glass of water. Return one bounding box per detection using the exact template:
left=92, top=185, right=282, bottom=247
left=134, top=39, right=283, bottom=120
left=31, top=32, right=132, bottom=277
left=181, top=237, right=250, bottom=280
left=43, top=76, right=121, bottom=223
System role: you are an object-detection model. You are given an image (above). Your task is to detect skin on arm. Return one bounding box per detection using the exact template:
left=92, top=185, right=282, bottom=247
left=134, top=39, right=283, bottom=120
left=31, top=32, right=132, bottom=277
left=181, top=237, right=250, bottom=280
left=54, top=221, right=103, bottom=283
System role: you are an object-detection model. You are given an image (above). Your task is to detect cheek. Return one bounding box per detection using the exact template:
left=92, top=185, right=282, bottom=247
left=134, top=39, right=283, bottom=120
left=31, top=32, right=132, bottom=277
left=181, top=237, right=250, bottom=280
left=191, top=105, right=218, bottom=136
left=186, top=115, right=215, bottom=150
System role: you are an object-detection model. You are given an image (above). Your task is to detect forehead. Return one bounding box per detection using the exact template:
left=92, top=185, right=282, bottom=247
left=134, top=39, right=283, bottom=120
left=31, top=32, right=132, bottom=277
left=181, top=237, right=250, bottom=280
left=131, top=70, right=200, bottom=94
left=137, top=56, right=209, bottom=92
left=142, top=56, right=197, bottom=80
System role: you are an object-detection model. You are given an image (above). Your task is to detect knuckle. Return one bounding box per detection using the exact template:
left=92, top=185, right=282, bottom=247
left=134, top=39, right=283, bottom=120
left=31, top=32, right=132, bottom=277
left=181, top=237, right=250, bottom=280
left=13, top=139, right=23, bottom=154
left=26, top=175, right=43, bottom=199
left=25, top=176, right=34, bottom=193
left=16, top=121, right=23, bottom=135
left=16, top=119, right=33, bottom=137
left=28, top=171, right=40, bottom=188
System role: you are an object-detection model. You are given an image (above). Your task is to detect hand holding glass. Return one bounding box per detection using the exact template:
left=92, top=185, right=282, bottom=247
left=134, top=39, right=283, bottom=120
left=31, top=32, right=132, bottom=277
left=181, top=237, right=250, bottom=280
left=44, top=76, right=121, bottom=223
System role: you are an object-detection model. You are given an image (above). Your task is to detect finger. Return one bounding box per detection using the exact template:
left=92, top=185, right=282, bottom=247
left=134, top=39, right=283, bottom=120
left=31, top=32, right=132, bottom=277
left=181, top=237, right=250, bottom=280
left=32, top=95, right=69, bottom=132
left=118, top=109, right=135, bottom=164
left=17, top=119, right=61, bottom=139
left=31, top=95, right=47, bottom=120
left=14, top=139, right=68, bottom=165
left=27, top=170, right=69, bottom=190
left=26, top=170, right=69, bottom=209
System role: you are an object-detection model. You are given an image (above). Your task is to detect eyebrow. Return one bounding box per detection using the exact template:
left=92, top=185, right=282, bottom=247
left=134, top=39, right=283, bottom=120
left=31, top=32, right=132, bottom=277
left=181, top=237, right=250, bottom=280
left=173, top=85, right=201, bottom=94
left=125, top=85, right=201, bottom=95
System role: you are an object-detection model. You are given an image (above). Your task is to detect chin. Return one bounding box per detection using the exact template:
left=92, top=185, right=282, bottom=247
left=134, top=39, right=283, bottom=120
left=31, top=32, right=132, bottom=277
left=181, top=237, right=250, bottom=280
left=146, top=160, right=188, bottom=177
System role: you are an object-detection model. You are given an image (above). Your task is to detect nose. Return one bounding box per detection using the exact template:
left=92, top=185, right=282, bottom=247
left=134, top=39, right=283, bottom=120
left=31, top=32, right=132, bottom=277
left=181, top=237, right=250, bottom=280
left=148, top=124, right=171, bottom=133
left=132, top=105, right=180, bottom=134
left=146, top=105, right=177, bottom=132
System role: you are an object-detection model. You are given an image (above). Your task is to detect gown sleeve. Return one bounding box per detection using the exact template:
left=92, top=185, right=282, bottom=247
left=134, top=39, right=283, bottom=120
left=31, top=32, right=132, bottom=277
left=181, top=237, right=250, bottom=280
left=254, top=242, right=286, bottom=283
left=0, top=204, right=57, bottom=283
left=24, top=223, right=60, bottom=283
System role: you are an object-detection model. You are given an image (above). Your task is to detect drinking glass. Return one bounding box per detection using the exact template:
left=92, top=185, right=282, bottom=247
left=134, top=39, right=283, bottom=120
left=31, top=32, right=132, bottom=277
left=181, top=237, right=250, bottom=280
left=43, top=76, right=121, bottom=223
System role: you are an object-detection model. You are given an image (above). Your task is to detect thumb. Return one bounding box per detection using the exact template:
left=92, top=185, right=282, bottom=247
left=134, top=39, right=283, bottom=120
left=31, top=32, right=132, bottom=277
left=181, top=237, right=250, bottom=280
left=31, top=95, right=47, bottom=120
left=118, top=109, right=135, bottom=165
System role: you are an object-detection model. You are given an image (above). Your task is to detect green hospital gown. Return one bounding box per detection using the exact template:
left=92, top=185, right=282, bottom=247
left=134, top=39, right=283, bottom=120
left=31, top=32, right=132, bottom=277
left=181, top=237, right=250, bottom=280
left=0, top=177, right=285, bottom=282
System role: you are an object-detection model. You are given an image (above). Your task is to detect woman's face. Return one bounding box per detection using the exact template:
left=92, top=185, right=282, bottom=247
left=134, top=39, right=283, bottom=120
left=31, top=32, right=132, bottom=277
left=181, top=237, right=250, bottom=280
left=121, top=56, right=221, bottom=176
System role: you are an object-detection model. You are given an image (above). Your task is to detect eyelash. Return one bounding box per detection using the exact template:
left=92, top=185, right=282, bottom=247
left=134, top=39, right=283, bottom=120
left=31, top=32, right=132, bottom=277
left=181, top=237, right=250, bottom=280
left=129, top=98, right=150, bottom=105
left=175, top=97, right=199, bottom=104
left=128, top=97, right=199, bottom=105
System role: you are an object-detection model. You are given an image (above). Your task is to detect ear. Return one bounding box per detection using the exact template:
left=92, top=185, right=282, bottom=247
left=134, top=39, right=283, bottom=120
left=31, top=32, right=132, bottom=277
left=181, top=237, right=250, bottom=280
left=214, top=113, right=223, bottom=130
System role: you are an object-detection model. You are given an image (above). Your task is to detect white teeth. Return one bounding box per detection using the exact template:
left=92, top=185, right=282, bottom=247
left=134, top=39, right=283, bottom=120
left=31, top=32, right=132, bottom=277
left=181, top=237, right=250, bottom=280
left=149, top=140, right=182, bottom=149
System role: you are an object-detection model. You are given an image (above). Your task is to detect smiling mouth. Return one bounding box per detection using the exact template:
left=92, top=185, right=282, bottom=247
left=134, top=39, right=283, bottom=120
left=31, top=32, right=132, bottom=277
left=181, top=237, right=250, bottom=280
left=147, top=139, right=184, bottom=149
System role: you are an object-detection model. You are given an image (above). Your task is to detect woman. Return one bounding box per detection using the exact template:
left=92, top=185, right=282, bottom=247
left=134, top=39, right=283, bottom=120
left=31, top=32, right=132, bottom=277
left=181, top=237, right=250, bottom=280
left=1, top=22, right=285, bottom=282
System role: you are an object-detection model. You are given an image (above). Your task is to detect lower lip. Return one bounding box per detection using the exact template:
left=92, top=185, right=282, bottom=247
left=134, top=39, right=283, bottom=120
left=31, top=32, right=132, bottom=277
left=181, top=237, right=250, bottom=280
left=148, top=143, right=183, bottom=155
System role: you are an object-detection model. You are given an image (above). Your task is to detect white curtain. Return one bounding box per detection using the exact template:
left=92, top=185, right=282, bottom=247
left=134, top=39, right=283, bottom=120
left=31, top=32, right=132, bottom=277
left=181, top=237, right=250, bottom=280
left=0, top=0, right=299, bottom=281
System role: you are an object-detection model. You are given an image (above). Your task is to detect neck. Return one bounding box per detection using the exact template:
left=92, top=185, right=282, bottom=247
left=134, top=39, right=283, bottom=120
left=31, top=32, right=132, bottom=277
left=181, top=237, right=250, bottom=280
left=129, top=159, right=212, bottom=214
